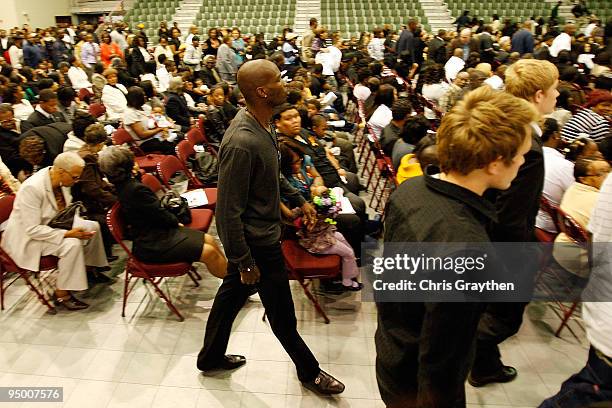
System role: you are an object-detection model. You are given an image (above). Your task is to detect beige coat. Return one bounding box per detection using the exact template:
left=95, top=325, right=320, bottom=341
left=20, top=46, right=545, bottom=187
left=1, top=167, right=72, bottom=271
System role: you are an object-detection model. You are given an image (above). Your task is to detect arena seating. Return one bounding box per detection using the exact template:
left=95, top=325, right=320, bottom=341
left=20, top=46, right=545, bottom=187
left=445, top=0, right=553, bottom=23
left=585, top=0, right=610, bottom=21
left=123, top=0, right=180, bottom=40
left=194, top=0, right=297, bottom=37
left=320, top=0, right=429, bottom=38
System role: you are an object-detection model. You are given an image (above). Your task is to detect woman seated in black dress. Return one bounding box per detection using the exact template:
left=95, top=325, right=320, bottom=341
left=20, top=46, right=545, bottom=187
left=98, top=146, right=227, bottom=278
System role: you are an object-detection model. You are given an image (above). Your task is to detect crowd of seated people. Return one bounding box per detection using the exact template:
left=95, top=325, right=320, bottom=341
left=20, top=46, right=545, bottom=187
left=0, top=10, right=609, bottom=405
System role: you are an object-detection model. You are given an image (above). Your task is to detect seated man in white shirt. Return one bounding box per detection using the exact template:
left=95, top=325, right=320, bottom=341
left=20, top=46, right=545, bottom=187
left=552, top=157, right=610, bottom=277
left=536, top=118, right=575, bottom=233
left=444, top=48, right=466, bottom=82
left=66, top=56, right=93, bottom=92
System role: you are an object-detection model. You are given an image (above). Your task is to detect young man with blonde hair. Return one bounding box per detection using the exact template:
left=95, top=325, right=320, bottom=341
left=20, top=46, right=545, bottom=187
left=376, top=86, right=538, bottom=407
left=470, top=58, right=560, bottom=387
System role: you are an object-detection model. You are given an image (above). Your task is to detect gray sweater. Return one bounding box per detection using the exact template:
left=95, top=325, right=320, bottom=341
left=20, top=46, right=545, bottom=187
left=216, top=108, right=306, bottom=268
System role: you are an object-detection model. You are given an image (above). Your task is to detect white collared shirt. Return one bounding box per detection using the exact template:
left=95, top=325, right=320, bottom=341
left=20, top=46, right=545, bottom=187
left=35, top=105, right=53, bottom=119
left=549, top=32, right=571, bottom=57
left=585, top=174, right=612, bottom=357
left=535, top=147, right=575, bottom=232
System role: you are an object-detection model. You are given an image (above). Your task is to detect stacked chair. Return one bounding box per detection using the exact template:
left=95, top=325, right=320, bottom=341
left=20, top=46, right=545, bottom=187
left=320, top=0, right=428, bottom=38
left=445, top=0, right=552, bottom=24
left=123, top=0, right=180, bottom=42
left=194, top=0, right=297, bottom=38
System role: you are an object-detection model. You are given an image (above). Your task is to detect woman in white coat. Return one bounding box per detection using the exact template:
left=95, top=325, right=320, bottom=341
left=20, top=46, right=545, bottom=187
left=101, top=68, right=128, bottom=121
left=1, top=152, right=108, bottom=310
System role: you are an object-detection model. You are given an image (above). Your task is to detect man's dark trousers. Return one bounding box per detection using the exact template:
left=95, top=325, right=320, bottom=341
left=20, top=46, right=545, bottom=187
left=197, top=242, right=320, bottom=382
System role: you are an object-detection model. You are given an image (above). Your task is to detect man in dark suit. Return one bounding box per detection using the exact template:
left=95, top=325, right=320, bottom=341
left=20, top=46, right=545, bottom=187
left=21, top=89, right=67, bottom=132
left=199, top=55, right=222, bottom=88
left=448, top=28, right=480, bottom=61
left=396, top=19, right=418, bottom=65
left=427, top=29, right=448, bottom=64
left=469, top=59, right=560, bottom=388
left=511, top=22, right=535, bottom=55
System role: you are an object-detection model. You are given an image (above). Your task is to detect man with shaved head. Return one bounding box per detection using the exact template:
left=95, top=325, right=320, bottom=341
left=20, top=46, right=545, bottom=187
left=549, top=23, right=577, bottom=57
left=197, top=60, right=345, bottom=395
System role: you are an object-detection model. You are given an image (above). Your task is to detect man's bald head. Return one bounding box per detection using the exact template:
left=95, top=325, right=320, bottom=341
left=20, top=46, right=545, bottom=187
left=453, top=48, right=463, bottom=58
left=238, top=59, right=285, bottom=106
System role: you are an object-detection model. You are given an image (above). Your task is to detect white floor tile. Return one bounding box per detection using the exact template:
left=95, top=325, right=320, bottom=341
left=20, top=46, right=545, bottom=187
left=106, top=382, right=158, bottom=408
left=328, top=336, right=374, bottom=366
left=44, top=347, right=99, bottom=378
left=120, top=352, right=172, bottom=385
left=153, top=386, right=200, bottom=408
left=241, top=392, right=286, bottom=407
left=196, top=389, right=242, bottom=408
left=7, top=344, right=63, bottom=375
left=249, top=332, right=291, bottom=362
left=161, top=354, right=206, bottom=388
left=324, top=363, right=377, bottom=400
left=82, top=350, right=134, bottom=381
left=63, top=379, right=118, bottom=408
left=244, top=361, right=289, bottom=394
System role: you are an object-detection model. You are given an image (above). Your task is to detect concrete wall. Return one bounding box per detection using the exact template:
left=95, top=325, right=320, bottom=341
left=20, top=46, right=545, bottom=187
left=0, top=0, right=21, bottom=29
left=1, top=0, right=73, bottom=29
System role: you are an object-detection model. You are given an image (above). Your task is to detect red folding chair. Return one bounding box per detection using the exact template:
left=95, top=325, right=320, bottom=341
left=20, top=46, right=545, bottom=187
left=106, top=203, right=199, bottom=321
left=186, top=127, right=218, bottom=157
left=140, top=173, right=214, bottom=234
left=111, top=128, right=167, bottom=172
left=0, top=195, right=58, bottom=312
left=157, top=155, right=217, bottom=210
left=280, top=239, right=342, bottom=324
left=186, top=127, right=205, bottom=145
left=553, top=207, right=589, bottom=338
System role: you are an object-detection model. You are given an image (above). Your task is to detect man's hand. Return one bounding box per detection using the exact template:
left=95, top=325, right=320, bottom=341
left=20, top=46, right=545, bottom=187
left=240, top=264, right=261, bottom=285
left=65, top=228, right=95, bottom=240
left=301, top=202, right=317, bottom=231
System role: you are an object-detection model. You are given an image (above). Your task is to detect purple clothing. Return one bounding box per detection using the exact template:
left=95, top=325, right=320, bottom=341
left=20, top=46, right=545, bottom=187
left=317, top=232, right=359, bottom=282
left=81, top=42, right=100, bottom=67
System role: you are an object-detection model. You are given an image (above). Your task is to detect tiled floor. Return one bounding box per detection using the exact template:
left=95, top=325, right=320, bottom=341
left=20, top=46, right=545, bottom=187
left=0, top=257, right=589, bottom=407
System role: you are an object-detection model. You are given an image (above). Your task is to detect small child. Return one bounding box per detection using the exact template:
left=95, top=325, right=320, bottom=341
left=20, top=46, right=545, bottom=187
left=293, top=190, right=362, bottom=291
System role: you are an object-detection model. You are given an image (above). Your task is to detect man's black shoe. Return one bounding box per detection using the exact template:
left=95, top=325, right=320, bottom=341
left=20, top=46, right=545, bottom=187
left=468, top=366, right=518, bottom=387
left=201, top=355, right=246, bottom=372
left=302, top=370, right=345, bottom=395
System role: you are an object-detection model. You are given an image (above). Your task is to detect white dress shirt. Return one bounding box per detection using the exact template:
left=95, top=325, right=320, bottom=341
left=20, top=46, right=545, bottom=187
left=484, top=75, right=504, bottom=90
left=101, top=83, right=128, bottom=121
left=67, top=66, right=92, bottom=91
left=585, top=174, right=612, bottom=357
left=549, top=32, right=571, bottom=58
left=368, top=104, right=393, bottom=140
left=444, top=56, right=465, bottom=82
left=535, top=147, right=575, bottom=232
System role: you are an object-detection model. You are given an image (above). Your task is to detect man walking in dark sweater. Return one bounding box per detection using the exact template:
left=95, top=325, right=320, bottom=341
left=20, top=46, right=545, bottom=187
left=197, top=59, right=345, bottom=395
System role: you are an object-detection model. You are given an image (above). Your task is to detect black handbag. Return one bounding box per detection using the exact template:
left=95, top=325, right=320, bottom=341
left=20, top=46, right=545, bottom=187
left=160, top=191, right=192, bottom=225
left=47, top=202, right=86, bottom=230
